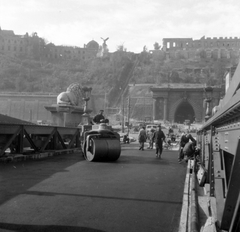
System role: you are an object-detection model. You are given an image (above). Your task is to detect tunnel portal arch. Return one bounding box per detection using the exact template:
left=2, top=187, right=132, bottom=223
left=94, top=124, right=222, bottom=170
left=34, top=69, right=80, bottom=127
left=150, top=84, right=222, bottom=123
left=174, top=100, right=195, bottom=123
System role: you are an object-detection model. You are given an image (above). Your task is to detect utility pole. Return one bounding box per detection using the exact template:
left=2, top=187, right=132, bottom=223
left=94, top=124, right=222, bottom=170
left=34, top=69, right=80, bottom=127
left=144, top=97, right=146, bottom=121
left=104, top=90, right=108, bottom=116
left=121, top=94, right=124, bottom=133
left=127, top=96, right=130, bottom=136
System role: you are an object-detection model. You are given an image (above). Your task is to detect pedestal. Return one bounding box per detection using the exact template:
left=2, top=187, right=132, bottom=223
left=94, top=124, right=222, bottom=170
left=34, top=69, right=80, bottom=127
left=44, top=104, right=92, bottom=127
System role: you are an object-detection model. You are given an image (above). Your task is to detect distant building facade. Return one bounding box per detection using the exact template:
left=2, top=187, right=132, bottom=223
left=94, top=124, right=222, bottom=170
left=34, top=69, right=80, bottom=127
left=0, top=28, right=43, bottom=58
left=150, top=36, right=240, bottom=61
left=2, top=27, right=239, bottom=62
left=0, top=28, right=99, bottom=61
left=162, top=36, right=240, bottom=50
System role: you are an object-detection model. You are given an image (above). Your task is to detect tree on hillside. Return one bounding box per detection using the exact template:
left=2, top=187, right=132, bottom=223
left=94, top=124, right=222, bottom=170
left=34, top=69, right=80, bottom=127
left=153, top=42, right=161, bottom=50
left=143, top=45, right=148, bottom=52
left=169, top=71, right=181, bottom=83
left=213, top=60, right=229, bottom=86
left=116, top=44, right=127, bottom=52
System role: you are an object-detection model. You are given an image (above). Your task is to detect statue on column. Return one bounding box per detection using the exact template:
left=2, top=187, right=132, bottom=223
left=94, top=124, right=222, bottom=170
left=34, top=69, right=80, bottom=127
left=100, top=37, right=109, bottom=56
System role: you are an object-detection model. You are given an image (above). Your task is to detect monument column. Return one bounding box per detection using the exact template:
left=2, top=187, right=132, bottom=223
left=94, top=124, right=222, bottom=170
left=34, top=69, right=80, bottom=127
left=152, top=98, right=157, bottom=120
left=163, top=98, right=167, bottom=122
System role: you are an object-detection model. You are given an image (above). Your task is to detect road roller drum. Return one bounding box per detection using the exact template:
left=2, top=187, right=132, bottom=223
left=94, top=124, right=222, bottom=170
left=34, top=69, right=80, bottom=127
left=82, top=123, right=121, bottom=162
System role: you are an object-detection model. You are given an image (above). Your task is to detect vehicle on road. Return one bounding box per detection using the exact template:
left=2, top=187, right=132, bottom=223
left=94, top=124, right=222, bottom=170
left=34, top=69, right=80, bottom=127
left=146, top=124, right=157, bottom=133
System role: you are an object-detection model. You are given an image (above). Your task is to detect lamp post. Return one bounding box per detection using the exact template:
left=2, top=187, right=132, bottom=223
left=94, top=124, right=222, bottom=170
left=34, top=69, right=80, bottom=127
left=104, top=88, right=110, bottom=116
left=127, top=96, right=130, bottom=136
left=204, top=86, right=213, bottom=122
left=81, top=86, right=92, bottom=125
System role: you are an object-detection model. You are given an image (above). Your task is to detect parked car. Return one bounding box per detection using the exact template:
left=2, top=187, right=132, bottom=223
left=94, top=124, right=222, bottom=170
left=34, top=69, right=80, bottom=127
left=146, top=124, right=158, bottom=133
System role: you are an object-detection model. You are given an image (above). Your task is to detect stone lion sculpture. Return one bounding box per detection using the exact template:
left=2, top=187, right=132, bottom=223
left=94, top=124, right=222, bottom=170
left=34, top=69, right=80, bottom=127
left=57, top=83, right=84, bottom=106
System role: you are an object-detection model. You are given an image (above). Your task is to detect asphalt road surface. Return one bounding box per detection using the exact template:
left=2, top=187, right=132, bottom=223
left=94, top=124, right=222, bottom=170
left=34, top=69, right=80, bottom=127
left=0, top=142, right=187, bottom=232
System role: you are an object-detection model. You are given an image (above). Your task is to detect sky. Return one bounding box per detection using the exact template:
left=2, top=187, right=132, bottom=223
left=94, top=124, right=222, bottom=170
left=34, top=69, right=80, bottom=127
left=0, top=0, right=240, bottom=53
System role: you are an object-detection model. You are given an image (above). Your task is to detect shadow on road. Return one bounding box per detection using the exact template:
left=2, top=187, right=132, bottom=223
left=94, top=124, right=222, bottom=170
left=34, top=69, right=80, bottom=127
left=0, top=222, right=105, bottom=232
left=24, top=190, right=183, bottom=205
left=116, top=155, right=172, bottom=165
left=0, top=152, right=85, bottom=206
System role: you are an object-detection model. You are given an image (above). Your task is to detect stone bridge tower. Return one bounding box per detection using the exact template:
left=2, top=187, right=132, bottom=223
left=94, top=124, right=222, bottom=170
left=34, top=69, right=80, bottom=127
left=150, top=84, right=222, bottom=123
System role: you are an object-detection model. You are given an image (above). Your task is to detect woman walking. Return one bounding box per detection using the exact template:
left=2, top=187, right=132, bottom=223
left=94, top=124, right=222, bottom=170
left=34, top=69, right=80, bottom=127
left=138, top=126, right=147, bottom=150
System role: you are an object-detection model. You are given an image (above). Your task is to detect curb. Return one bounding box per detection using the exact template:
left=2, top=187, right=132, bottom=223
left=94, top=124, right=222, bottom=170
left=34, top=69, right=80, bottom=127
left=190, top=161, right=199, bottom=232
left=178, top=160, right=192, bottom=231
left=179, top=160, right=200, bottom=232
left=0, top=148, right=82, bottom=163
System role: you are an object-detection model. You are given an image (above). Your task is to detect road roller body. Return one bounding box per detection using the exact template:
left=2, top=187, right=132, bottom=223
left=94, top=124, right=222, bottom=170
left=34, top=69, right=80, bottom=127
left=82, top=123, right=121, bottom=162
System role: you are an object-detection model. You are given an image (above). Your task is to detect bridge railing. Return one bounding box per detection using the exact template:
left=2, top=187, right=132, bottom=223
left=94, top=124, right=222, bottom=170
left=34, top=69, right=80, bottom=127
left=198, top=62, right=240, bottom=231
left=0, top=123, right=81, bottom=158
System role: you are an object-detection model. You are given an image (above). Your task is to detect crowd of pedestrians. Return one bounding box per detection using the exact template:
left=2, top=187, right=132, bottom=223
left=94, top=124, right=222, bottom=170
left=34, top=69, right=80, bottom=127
left=137, top=124, right=199, bottom=162
left=92, top=110, right=199, bottom=162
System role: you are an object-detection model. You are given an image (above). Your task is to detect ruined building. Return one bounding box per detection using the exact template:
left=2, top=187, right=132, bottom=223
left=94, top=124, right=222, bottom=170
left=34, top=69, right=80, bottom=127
left=150, top=36, right=240, bottom=60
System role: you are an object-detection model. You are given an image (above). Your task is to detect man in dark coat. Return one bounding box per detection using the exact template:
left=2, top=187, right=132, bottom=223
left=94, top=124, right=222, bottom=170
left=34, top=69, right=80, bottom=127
left=93, top=110, right=105, bottom=124
left=152, top=125, right=166, bottom=159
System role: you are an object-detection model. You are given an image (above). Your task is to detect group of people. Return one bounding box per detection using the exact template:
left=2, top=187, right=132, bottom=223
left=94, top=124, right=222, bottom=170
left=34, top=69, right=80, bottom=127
left=92, top=110, right=199, bottom=162
left=138, top=126, right=199, bottom=162
left=138, top=125, right=166, bottom=159
left=178, top=129, right=199, bottom=163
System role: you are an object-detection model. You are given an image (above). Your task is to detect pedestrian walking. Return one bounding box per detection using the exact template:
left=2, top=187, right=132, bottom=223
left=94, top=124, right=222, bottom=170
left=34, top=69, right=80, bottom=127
left=147, top=129, right=155, bottom=149
left=178, top=129, right=196, bottom=163
left=138, top=126, right=147, bottom=150
left=152, top=125, right=166, bottom=159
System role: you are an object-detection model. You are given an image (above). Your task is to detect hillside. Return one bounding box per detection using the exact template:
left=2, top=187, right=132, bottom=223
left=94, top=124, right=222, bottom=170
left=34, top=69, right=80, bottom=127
left=0, top=50, right=237, bottom=107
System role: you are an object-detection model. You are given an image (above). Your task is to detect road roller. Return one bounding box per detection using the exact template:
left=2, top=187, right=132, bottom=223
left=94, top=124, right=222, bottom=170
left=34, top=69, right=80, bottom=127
left=82, top=123, right=121, bottom=162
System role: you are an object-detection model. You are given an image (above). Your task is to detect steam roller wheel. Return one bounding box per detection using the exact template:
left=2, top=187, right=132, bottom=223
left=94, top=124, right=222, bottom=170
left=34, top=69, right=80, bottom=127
left=85, top=138, right=121, bottom=162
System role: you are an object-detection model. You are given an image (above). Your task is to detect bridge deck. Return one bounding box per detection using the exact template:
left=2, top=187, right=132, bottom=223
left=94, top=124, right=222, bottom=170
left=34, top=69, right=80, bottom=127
left=0, top=142, right=189, bottom=232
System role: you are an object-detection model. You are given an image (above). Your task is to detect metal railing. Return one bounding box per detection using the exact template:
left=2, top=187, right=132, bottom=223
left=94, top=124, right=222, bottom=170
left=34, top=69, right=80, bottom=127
left=198, top=62, right=240, bottom=231
left=0, top=123, right=81, bottom=158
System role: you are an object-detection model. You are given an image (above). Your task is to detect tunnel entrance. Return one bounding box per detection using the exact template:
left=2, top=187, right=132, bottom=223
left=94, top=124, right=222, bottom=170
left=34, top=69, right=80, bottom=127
left=174, top=101, right=195, bottom=123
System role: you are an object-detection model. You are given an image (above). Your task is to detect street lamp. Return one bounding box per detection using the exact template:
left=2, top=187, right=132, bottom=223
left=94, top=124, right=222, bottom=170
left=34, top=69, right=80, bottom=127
left=82, top=87, right=92, bottom=113
left=204, top=86, right=213, bottom=122
left=81, top=86, right=92, bottom=125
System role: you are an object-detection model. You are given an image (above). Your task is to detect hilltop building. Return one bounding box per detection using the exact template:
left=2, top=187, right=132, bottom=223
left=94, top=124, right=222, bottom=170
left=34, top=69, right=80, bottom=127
left=150, top=36, right=240, bottom=61
left=1, top=27, right=240, bottom=62
left=0, top=28, right=44, bottom=58
left=0, top=28, right=99, bottom=60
